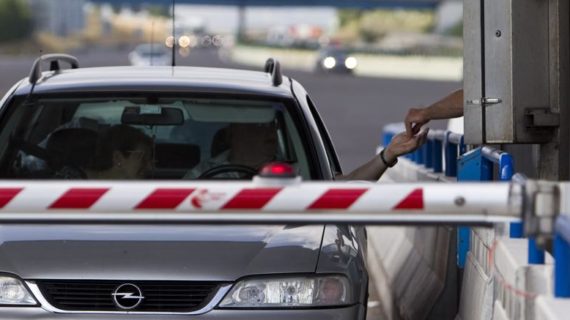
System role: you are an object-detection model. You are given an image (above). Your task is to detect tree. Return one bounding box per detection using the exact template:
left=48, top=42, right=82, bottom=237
left=147, top=5, right=169, bottom=17
left=0, top=0, right=33, bottom=43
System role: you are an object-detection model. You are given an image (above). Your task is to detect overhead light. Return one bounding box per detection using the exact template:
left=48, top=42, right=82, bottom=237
left=165, top=36, right=175, bottom=48
left=178, top=35, right=191, bottom=48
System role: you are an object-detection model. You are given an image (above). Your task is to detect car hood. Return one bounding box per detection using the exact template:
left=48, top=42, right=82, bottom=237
left=0, top=225, right=324, bottom=281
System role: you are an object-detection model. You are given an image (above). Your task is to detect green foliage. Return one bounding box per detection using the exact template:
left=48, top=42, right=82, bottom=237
left=147, top=5, right=169, bottom=18
left=337, top=9, right=362, bottom=28
left=446, top=21, right=463, bottom=37
left=0, top=0, right=33, bottom=42
left=336, top=9, right=435, bottom=43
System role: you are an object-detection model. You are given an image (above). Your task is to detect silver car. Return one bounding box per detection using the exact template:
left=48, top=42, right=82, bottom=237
left=0, top=55, right=368, bottom=319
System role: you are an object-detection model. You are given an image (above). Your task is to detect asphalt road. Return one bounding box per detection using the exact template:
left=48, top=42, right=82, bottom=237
left=0, top=47, right=459, bottom=172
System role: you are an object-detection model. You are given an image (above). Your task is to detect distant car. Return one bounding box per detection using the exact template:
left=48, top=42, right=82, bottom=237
left=128, top=43, right=172, bottom=66
left=314, top=48, right=358, bottom=74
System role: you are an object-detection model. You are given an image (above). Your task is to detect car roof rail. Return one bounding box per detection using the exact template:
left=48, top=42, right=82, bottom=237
left=29, top=53, right=79, bottom=84
left=264, top=58, right=282, bottom=87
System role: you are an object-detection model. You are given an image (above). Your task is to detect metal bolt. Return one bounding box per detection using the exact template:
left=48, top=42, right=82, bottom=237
left=454, top=196, right=466, bottom=207
left=495, top=30, right=502, bottom=37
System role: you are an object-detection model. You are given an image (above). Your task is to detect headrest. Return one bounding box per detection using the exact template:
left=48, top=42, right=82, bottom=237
left=46, top=128, right=99, bottom=168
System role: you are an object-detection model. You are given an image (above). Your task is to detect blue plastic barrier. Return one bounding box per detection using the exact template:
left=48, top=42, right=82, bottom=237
left=425, top=130, right=444, bottom=173
left=478, top=148, right=544, bottom=264
left=456, top=148, right=487, bottom=268
left=382, top=125, right=544, bottom=267
left=444, top=131, right=464, bottom=177
left=554, top=215, right=570, bottom=297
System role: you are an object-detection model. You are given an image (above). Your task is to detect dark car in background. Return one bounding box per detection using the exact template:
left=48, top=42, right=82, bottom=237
left=314, top=47, right=358, bottom=74
left=128, top=43, right=172, bottom=66
left=0, top=55, right=368, bottom=319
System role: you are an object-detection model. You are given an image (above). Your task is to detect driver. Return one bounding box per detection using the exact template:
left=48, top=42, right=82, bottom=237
left=184, top=120, right=427, bottom=181
left=184, top=122, right=277, bottom=179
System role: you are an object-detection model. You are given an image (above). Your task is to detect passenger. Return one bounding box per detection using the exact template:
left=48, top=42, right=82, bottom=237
left=86, top=125, right=153, bottom=180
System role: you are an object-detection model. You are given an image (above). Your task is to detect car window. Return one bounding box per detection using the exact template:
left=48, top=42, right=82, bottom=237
left=0, top=96, right=312, bottom=180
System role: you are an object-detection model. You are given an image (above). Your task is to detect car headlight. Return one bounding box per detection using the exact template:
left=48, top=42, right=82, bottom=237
left=0, top=276, right=36, bottom=305
left=322, top=57, right=336, bottom=69
left=345, top=56, right=358, bottom=69
left=219, top=275, right=352, bottom=308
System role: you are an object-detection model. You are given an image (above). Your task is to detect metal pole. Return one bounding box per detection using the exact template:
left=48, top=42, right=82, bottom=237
left=171, top=0, right=176, bottom=67
left=0, top=212, right=519, bottom=226
left=237, top=0, right=246, bottom=42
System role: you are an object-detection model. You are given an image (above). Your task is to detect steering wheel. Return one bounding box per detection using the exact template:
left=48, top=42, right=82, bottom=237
left=197, top=164, right=258, bottom=179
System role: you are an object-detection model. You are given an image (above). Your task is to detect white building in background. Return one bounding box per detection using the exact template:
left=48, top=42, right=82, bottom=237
left=174, top=5, right=337, bottom=35
left=435, top=0, right=463, bottom=33
left=29, top=0, right=86, bottom=36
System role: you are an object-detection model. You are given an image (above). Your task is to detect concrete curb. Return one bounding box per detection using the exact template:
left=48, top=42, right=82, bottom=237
left=226, top=45, right=463, bottom=82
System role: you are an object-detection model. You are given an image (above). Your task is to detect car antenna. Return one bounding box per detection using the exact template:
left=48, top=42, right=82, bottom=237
left=150, top=21, right=155, bottom=66
left=171, top=0, right=176, bottom=67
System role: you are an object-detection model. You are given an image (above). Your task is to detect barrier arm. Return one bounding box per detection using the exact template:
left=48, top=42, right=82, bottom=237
left=0, top=176, right=559, bottom=231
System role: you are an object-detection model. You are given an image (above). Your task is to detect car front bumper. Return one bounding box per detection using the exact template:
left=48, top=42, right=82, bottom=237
left=0, top=305, right=365, bottom=320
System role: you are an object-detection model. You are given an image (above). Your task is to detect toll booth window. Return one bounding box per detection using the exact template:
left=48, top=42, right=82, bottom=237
left=0, top=97, right=311, bottom=180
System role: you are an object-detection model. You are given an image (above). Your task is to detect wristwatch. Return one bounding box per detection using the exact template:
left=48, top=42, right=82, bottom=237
left=380, top=149, right=398, bottom=168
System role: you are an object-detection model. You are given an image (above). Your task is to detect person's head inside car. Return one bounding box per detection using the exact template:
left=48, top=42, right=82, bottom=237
left=227, top=122, right=278, bottom=169
left=88, top=125, right=153, bottom=179
left=185, top=120, right=279, bottom=180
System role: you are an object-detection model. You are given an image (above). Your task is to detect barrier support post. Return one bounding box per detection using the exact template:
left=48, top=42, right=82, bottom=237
left=425, top=140, right=434, bottom=169
left=444, top=131, right=458, bottom=177
left=433, top=139, right=443, bottom=173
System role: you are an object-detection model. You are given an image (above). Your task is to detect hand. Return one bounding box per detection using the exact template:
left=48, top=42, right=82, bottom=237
left=384, top=129, right=429, bottom=162
left=404, top=107, right=430, bottom=136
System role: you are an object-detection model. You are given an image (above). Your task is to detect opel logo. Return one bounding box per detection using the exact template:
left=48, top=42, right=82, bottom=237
left=111, top=283, right=144, bottom=310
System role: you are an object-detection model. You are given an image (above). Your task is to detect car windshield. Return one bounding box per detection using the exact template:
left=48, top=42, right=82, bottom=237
left=0, top=95, right=312, bottom=180
left=321, top=47, right=349, bottom=56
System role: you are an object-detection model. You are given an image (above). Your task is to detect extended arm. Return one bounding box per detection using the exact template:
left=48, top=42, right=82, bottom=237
left=405, top=89, right=464, bottom=135
left=336, top=130, right=428, bottom=181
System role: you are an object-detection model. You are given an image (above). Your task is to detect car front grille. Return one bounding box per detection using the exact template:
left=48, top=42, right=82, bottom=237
left=36, top=280, right=222, bottom=312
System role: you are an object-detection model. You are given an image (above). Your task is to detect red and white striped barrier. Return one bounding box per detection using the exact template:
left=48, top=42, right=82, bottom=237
left=0, top=181, right=521, bottom=226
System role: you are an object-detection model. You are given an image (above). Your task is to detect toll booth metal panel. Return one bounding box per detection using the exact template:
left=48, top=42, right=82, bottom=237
left=464, top=0, right=552, bottom=144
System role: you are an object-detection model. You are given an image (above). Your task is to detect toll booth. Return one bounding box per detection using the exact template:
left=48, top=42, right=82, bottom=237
left=463, top=0, right=569, bottom=179
left=371, top=1, right=569, bottom=319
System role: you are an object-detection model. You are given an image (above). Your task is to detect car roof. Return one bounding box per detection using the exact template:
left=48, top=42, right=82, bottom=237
left=14, top=66, right=293, bottom=98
